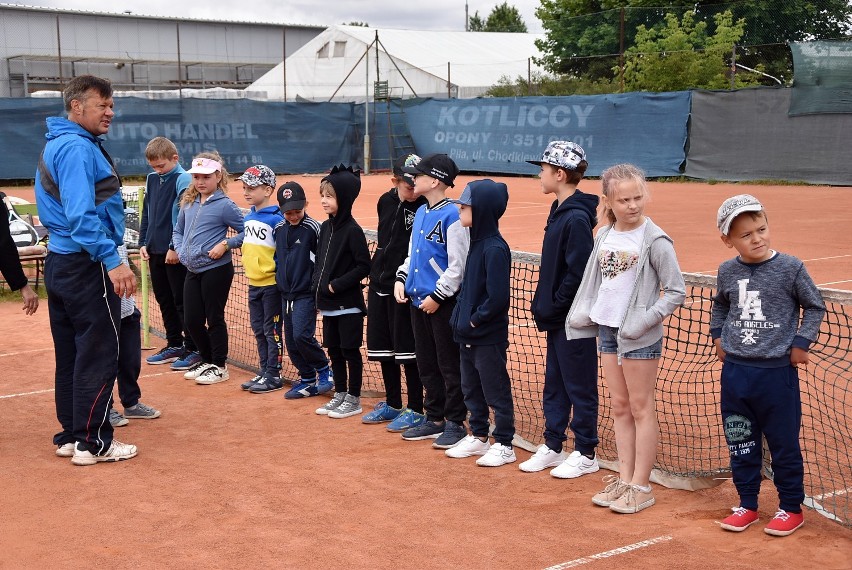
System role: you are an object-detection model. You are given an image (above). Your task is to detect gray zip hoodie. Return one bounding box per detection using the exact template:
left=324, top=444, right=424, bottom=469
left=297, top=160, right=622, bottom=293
left=566, top=218, right=686, bottom=355
left=172, top=188, right=245, bottom=273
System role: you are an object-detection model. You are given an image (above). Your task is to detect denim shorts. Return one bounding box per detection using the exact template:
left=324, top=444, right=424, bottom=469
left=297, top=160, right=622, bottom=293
left=598, top=325, right=662, bottom=360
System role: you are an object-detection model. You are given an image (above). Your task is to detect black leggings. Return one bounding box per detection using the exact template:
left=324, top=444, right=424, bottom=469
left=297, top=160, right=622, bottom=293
left=183, top=263, right=234, bottom=366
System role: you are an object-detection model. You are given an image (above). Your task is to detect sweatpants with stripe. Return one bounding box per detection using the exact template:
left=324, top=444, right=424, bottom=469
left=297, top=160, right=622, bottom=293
left=721, top=360, right=804, bottom=512
left=47, top=252, right=121, bottom=455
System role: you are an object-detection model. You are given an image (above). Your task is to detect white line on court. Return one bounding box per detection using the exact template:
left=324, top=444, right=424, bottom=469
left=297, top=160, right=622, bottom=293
left=817, top=279, right=852, bottom=287
left=0, top=348, right=52, bottom=358
left=811, top=487, right=852, bottom=500
left=0, top=388, right=54, bottom=399
left=690, top=253, right=852, bottom=277
left=542, top=535, right=674, bottom=570
left=0, top=372, right=171, bottom=400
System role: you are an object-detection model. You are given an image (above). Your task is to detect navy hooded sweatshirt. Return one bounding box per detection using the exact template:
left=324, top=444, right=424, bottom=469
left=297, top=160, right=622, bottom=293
left=311, top=165, right=371, bottom=313
left=451, top=179, right=511, bottom=346
left=531, top=189, right=598, bottom=331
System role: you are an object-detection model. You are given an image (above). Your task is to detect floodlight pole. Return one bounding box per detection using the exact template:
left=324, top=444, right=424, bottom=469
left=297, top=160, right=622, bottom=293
left=364, top=38, right=371, bottom=174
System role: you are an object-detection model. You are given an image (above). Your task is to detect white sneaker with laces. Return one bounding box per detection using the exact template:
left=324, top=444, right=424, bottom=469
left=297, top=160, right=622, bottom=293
left=183, top=362, right=212, bottom=380
left=71, top=440, right=138, bottom=466
left=551, top=450, right=600, bottom=479
left=519, top=444, right=566, bottom=472
left=446, top=435, right=490, bottom=458
left=476, top=442, right=516, bottom=467
left=195, top=365, right=229, bottom=385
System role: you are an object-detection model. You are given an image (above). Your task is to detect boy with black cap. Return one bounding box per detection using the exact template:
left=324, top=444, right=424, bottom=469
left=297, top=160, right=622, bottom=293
left=446, top=179, right=516, bottom=467
left=236, top=165, right=285, bottom=393
left=312, top=165, right=371, bottom=419
left=519, top=141, right=602, bottom=479
left=274, top=181, right=333, bottom=399
left=394, top=153, right=470, bottom=448
left=363, top=154, right=429, bottom=429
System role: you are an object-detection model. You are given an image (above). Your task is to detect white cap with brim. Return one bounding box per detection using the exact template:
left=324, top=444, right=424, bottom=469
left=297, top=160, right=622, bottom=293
left=717, top=194, right=764, bottom=235
left=188, top=157, right=222, bottom=174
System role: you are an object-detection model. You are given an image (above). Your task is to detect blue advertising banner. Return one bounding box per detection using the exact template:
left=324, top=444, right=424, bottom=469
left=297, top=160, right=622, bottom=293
left=0, top=97, right=364, bottom=179
left=402, top=92, right=691, bottom=177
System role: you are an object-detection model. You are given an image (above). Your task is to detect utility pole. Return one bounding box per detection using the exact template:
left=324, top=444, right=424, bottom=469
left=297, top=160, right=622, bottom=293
left=465, top=1, right=469, bottom=31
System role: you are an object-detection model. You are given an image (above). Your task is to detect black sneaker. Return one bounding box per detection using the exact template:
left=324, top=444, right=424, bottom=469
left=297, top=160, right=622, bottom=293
left=249, top=376, right=284, bottom=394
left=432, top=420, right=467, bottom=449
left=401, top=420, right=445, bottom=441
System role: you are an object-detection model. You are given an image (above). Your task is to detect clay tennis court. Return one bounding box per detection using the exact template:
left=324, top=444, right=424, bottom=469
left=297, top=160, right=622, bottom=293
left=0, top=176, right=850, bottom=568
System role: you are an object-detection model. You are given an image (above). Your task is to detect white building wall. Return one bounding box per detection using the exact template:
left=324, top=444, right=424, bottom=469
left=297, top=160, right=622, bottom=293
left=0, top=5, right=321, bottom=96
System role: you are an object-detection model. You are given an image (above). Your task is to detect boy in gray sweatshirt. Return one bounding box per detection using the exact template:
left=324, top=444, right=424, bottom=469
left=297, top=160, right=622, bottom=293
left=710, top=194, right=825, bottom=537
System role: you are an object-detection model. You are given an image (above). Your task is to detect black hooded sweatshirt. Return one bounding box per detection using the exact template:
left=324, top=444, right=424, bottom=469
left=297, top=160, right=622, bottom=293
left=311, top=165, right=371, bottom=313
left=531, top=189, right=599, bottom=331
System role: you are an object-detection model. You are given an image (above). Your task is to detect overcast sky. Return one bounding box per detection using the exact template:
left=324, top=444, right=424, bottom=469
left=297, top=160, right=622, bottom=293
left=14, top=1, right=545, bottom=33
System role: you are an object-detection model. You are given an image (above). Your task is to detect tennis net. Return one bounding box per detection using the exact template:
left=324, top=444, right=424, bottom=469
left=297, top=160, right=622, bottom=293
left=125, top=188, right=851, bottom=528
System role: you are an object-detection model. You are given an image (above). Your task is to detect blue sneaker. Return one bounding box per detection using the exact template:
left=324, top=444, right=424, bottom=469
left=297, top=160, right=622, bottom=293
left=362, top=401, right=401, bottom=424
left=146, top=346, right=183, bottom=365
left=387, top=408, right=427, bottom=433
left=285, top=378, right=320, bottom=399
left=241, top=375, right=263, bottom=391
left=316, top=366, right=334, bottom=394
left=171, top=350, right=202, bottom=371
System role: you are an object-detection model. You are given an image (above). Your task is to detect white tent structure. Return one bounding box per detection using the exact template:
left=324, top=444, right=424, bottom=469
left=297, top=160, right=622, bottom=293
left=247, top=25, right=546, bottom=101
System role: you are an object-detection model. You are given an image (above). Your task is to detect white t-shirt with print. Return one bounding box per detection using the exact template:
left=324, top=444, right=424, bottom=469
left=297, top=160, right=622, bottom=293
left=590, top=221, right=647, bottom=327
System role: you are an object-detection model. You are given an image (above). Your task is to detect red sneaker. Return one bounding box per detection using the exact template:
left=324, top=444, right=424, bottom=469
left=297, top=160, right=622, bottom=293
left=764, top=510, right=804, bottom=536
left=720, top=507, right=759, bottom=532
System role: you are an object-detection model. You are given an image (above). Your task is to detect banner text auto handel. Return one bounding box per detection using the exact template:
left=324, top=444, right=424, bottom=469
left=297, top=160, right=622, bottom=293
left=105, top=122, right=262, bottom=169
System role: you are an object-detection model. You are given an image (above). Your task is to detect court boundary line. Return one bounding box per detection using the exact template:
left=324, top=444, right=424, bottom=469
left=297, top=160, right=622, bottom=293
left=0, top=371, right=173, bottom=400
left=542, top=535, right=674, bottom=570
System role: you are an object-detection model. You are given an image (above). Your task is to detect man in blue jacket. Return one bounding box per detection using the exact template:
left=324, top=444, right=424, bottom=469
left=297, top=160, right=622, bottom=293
left=35, top=75, right=139, bottom=466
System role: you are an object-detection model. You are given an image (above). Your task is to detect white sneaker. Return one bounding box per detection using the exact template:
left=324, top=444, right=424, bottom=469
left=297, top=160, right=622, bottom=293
left=476, top=443, right=516, bottom=467
left=195, top=364, right=229, bottom=385
left=71, top=440, right=138, bottom=466
left=551, top=450, right=600, bottom=479
left=446, top=435, right=490, bottom=458
left=183, top=362, right=212, bottom=380
left=55, top=442, right=75, bottom=457
left=519, top=444, right=566, bottom=472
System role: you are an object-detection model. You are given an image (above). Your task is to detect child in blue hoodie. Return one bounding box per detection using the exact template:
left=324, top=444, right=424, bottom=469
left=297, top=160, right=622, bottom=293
left=520, top=141, right=601, bottom=479
left=172, top=151, right=245, bottom=386
left=446, top=179, right=516, bottom=467
left=236, top=165, right=285, bottom=393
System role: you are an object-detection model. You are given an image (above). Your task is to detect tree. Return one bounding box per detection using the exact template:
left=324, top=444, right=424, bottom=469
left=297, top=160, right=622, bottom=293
left=468, top=11, right=486, bottom=31
left=621, top=10, right=759, bottom=91
left=485, top=2, right=528, bottom=32
left=346, top=21, right=369, bottom=27
left=468, top=2, right=528, bottom=33
left=535, top=1, right=852, bottom=82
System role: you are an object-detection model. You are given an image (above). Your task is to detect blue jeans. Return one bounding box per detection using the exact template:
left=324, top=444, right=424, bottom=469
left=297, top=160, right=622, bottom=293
left=46, top=252, right=120, bottom=454
left=249, top=285, right=282, bottom=378
left=281, top=296, right=328, bottom=380
left=459, top=342, right=515, bottom=446
left=542, top=331, right=599, bottom=455
left=598, top=325, right=662, bottom=359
